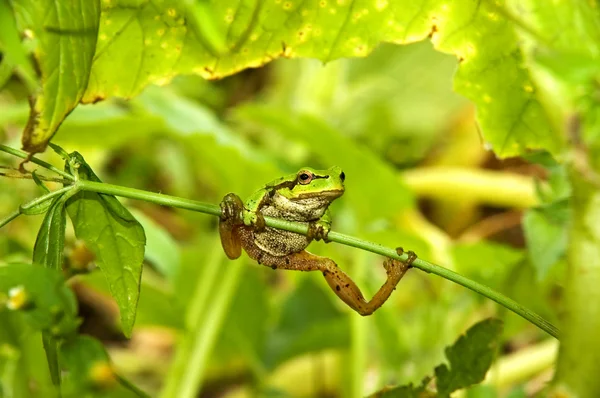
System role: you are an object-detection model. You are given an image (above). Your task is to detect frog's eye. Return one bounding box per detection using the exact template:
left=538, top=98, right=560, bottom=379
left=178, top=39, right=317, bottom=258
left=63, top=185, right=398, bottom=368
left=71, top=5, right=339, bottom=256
left=298, top=171, right=313, bottom=185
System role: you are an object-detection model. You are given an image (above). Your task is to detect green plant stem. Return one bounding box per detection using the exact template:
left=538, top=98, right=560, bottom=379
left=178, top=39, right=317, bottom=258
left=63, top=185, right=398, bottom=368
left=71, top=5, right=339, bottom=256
left=160, top=238, right=243, bottom=398
left=75, top=180, right=559, bottom=339
left=20, top=186, right=73, bottom=211
left=0, top=144, right=75, bottom=181
left=77, top=180, right=221, bottom=216
left=554, top=166, right=600, bottom=394
left=0, top=209, right=20, bottom=229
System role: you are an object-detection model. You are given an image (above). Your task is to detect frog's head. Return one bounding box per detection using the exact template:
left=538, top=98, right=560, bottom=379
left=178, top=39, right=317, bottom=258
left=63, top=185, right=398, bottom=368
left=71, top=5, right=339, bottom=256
left=277, top=166, right=345, bottom=201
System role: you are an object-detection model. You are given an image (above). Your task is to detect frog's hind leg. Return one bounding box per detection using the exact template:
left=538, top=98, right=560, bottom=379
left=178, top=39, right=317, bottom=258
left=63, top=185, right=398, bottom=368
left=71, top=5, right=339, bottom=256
left=238, top=228, right=413, bottom=316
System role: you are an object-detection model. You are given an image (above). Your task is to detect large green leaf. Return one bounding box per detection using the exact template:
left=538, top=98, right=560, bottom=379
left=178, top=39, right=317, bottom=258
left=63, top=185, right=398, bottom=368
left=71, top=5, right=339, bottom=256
left=11, top=0, right=100, bottom=152
left=9, top=0, right=557, bottom=157
left=98, top=0, right=556, bottom=157
left=65, top=153, right=146, bottom=337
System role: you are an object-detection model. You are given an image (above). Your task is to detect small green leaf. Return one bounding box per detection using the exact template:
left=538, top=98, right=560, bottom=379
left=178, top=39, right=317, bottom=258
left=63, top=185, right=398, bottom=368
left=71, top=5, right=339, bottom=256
left=32, top=196, right=66, bottom=270
left=12, top=0, right=100, bottom=152
left=65, top=153, right=145, bottom=337
left=31, top=171, right=50, bottom=194
left=435, top=318, right=503, bottom=397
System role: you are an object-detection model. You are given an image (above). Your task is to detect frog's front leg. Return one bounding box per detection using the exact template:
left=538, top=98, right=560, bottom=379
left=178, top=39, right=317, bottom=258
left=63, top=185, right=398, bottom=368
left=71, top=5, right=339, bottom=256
left=307, top=209, right=332, bottom=242
left=219, top=193, right=245, bottom=259
left=220, top=190, right=270, bottom=259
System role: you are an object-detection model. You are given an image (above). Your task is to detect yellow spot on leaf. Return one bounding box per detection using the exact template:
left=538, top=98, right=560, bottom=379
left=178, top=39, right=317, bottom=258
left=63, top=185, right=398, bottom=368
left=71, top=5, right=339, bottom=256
left=144, top=38, right=152, bottom=45
left=104, top=19, right=112, bottom=26
left=354, top=45, right=367, bottom=55
left=524, top=84, right=534, bottom=93
left=157, top=28, right=165, bottom=36
left=24, top=29, right=34, bottom=39
left=375, top=0, right=388, bottom=10
left=99, top=33, right=107, bottom=41
left=250, top=33, right=259, bottom=41
left=167, top=8, right=177, bottom=17
left=320, top=0, right=327, bottom=6
left=483, top=94, right=492, bottom=103
left=283, top=1, right=293, bottom=9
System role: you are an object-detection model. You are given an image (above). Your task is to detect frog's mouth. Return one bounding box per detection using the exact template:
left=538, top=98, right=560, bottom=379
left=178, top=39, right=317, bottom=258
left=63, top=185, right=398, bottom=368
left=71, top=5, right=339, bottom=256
left=293, top=189, right=344, bottom=200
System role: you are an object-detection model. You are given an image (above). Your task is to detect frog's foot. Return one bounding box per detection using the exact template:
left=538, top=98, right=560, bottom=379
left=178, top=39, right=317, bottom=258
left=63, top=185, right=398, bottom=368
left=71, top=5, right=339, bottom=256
left=219, top=193, right=245, bottom=259
left=307, top=220, right=331, bottom=242
left=384, top=247, right=417, bottom=274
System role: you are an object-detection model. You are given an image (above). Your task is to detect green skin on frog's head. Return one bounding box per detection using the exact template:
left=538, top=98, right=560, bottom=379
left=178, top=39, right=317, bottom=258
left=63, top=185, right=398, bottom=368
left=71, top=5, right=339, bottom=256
left=241, top=166, right=346, bottom=230
left=272, top=166, right=346, bottom=200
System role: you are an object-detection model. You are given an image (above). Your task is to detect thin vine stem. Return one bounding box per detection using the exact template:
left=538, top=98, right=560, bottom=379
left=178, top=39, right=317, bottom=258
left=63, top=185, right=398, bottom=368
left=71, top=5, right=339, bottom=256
left=0, top=209, right=21, bottom=229
left=75, top=180, right=560, bottom=339
left=0, top=144, right=75, bottom=181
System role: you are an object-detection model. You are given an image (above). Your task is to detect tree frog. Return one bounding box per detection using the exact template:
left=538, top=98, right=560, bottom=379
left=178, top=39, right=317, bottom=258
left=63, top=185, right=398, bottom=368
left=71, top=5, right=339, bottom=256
left=219, top=166, right=416, bottom=315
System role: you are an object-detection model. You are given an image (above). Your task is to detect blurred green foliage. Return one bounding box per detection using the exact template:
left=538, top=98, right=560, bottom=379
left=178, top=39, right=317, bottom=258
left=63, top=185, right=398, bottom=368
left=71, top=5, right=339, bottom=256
left=3, top=0, right=600, bottom=396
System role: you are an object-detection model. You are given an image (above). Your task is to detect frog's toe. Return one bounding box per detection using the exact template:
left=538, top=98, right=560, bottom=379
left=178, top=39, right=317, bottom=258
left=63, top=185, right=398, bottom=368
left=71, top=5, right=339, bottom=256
left=307, top=222, right=329, bottom=242
left=406, top=250, right=417, bottom=267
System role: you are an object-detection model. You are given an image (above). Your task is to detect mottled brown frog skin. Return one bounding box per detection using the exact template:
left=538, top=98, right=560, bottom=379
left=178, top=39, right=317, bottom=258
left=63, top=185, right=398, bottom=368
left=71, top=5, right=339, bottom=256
left=219, top=166, right=415, bottom=316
